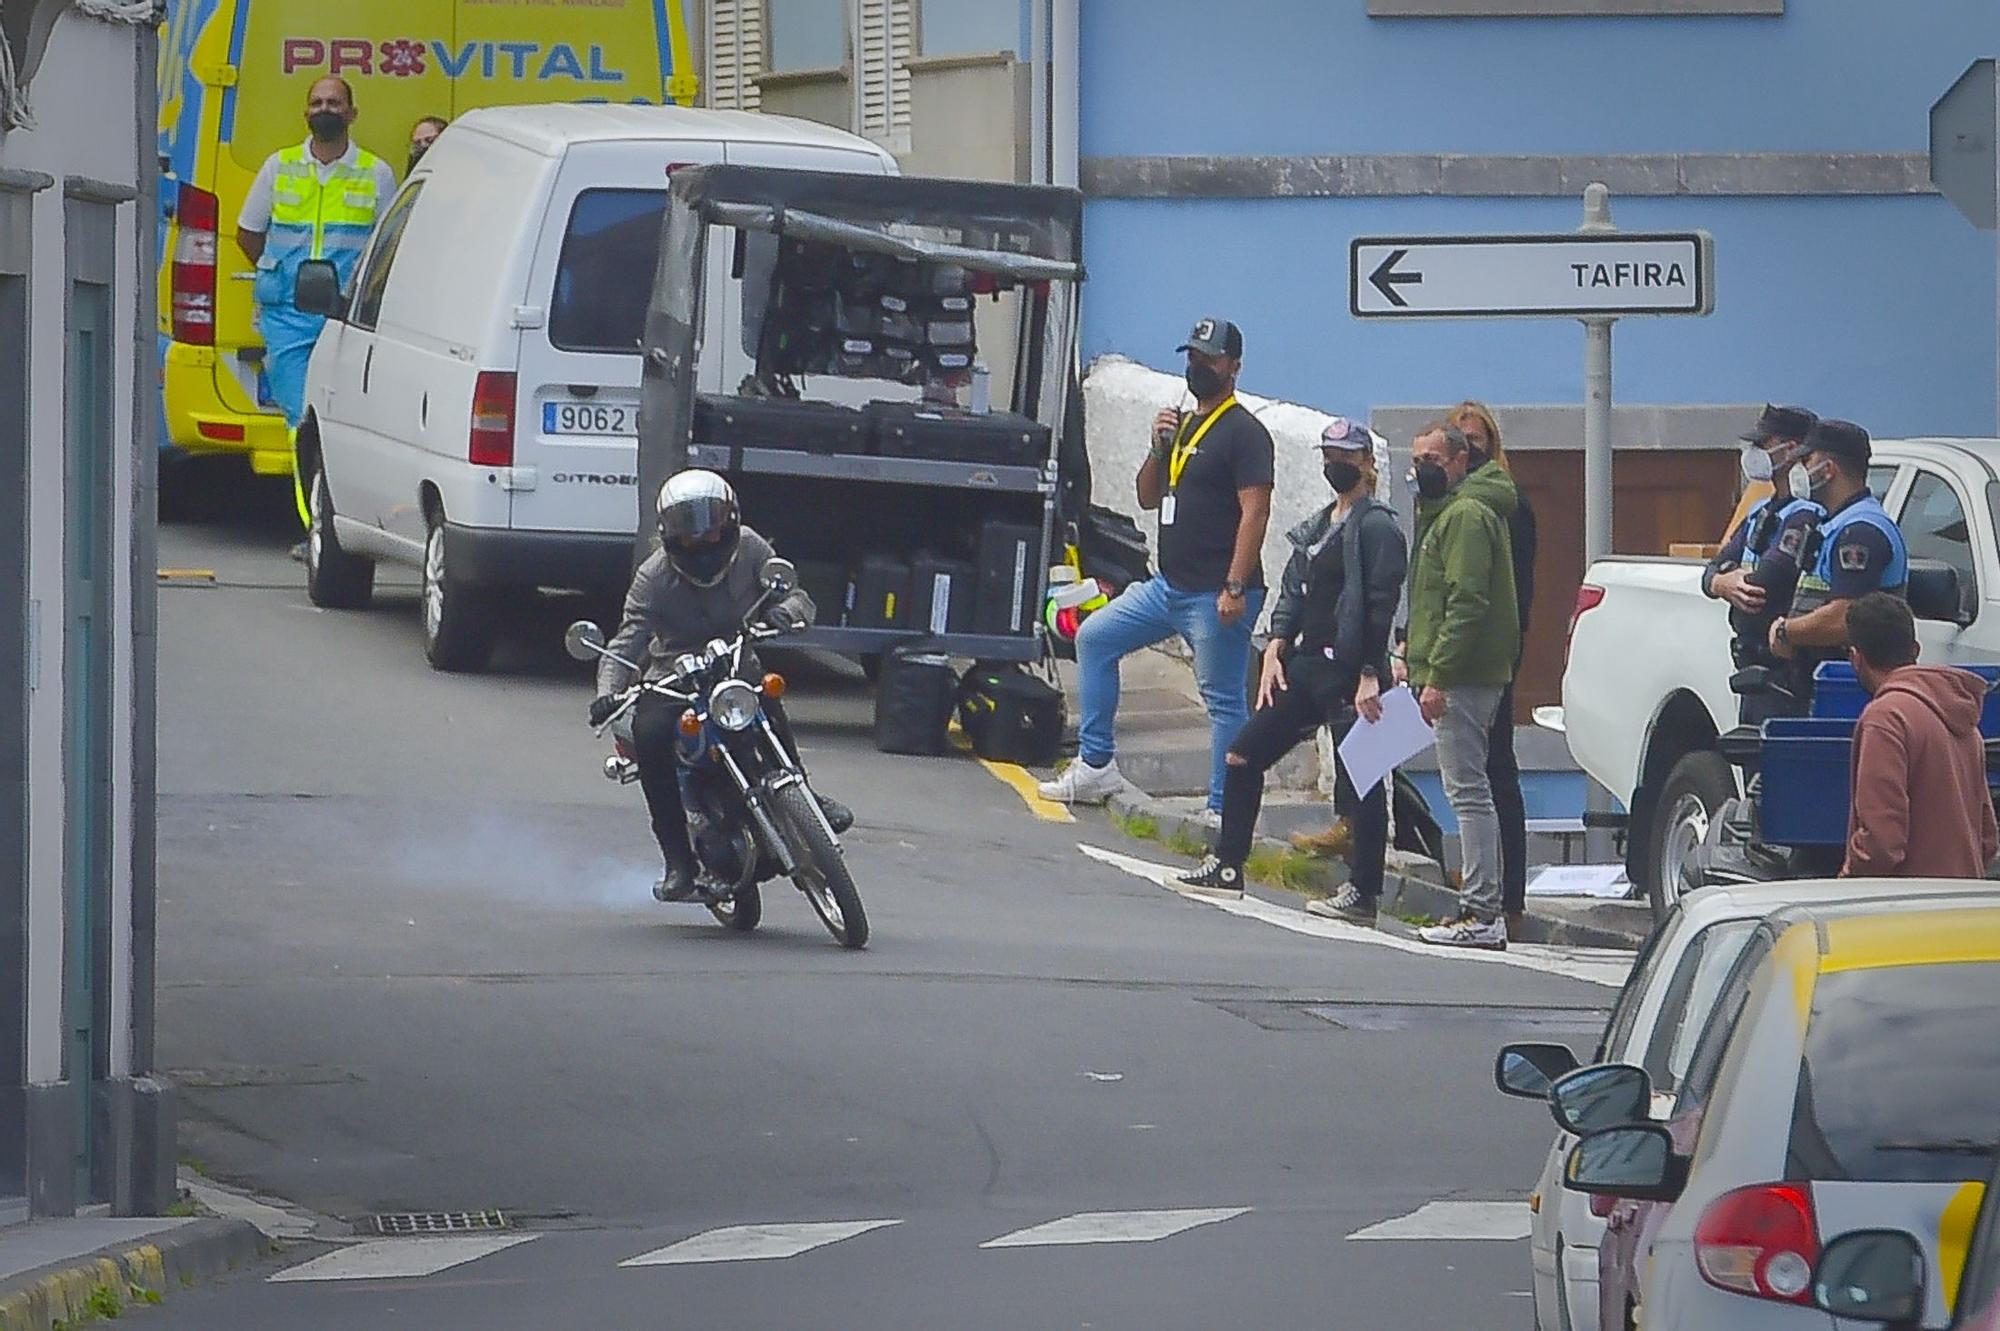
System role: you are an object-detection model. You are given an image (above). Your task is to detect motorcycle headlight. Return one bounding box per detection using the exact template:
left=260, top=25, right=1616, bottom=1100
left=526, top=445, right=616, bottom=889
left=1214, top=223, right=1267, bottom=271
left=710, top=679, right=760, bottom=732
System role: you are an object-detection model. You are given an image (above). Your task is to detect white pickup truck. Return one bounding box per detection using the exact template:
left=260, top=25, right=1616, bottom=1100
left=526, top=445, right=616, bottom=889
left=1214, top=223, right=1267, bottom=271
left=1550, top=437, right=2000, bottom=913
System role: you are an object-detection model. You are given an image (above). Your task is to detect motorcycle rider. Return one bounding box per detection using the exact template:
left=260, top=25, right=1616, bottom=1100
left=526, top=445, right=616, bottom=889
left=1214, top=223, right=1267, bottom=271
left=1702, top=404, right=1824, bottom=723
left=589, top=471, right=854, bottom=903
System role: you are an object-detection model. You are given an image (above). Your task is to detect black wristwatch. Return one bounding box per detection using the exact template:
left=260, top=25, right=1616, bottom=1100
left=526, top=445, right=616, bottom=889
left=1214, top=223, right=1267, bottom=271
left=1222, top=580, right=1246, bottom=598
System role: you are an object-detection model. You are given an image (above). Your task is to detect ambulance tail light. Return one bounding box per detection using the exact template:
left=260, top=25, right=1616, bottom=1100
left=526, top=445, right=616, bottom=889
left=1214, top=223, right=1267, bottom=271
left=468, top=372, right=517, bottom=467
left=171, top=184, right=219, bottom=346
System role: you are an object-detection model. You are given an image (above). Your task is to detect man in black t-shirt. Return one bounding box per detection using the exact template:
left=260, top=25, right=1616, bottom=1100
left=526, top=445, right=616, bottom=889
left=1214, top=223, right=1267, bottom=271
left=1040, top=317, right=1276, bottom=829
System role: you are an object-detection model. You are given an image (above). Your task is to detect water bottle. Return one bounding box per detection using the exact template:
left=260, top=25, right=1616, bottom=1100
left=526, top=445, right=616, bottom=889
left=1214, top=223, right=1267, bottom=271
left=970, top=360, right=991, bottom=415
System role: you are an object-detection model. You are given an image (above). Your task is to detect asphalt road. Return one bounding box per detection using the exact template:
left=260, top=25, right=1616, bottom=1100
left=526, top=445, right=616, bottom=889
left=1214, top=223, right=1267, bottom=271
left=140, top=493, right=1622, bottom=1329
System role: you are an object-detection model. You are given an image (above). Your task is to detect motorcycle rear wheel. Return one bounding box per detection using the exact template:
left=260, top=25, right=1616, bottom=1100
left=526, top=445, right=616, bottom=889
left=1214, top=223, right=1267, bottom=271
left=707, top=883, right=762, bottom=932
left=773, top=783, right=868, bottom=949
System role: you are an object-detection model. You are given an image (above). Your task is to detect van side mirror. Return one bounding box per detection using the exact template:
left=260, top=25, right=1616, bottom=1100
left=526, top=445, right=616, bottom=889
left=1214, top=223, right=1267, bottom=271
left=1813, top=1229, right=1926, bottom=1327
left=1907, top=559, right=1972, bottom=627
left=1494, top=1042, right=1580, bottom=1101
left=1563, top=1124, right=1686, bottom=1203
left=294, top=259, right=345, bottom=319
left=1549, top=1063, right=1653, bottom=1136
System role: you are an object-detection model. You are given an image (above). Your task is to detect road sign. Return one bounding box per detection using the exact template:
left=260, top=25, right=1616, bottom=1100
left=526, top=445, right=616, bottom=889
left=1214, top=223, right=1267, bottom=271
left=1349, top=232, right=1714, bottom=319
left=1931, top=58, right=1997, bottom=231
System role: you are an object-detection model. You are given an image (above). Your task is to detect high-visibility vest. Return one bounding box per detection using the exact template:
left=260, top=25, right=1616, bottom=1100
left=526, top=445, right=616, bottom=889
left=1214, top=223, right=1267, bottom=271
left=259, top=143, right=384, bottom=300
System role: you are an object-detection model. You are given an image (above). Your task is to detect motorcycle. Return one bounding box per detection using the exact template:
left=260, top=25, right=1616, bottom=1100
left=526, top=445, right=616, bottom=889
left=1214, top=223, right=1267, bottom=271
left=564, top=557, right=870, bottom=949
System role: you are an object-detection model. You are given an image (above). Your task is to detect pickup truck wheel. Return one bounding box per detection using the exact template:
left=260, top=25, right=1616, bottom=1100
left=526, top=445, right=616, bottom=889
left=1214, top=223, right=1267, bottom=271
left=1646, top=751, right=1732, bottom=917
left=305, top=467, right=375, bottom=610
left=421, top=516, right=497, bottom=673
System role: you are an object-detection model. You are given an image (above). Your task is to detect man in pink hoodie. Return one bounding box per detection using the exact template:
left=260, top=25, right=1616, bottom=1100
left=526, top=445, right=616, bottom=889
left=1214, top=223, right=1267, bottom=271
left=1843, top=592, right=1997, bottom=877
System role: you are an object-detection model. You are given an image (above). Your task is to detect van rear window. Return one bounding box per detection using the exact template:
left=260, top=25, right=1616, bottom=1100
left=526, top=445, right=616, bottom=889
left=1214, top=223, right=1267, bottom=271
left=550, top=189, right=669, bottom=355
left=1785, top=961, right=2000, bottom=1183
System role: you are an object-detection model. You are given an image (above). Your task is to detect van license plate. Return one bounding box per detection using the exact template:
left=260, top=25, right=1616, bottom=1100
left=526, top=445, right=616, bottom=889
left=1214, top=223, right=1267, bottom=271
left=543, top=401, right=636, bottom=436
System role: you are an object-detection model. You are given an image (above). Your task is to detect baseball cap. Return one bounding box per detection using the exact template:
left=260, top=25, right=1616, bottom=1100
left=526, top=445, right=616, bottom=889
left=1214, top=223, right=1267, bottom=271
left=1176, top=316, right=1243, bottom=359
left=1320, top=416, right=1373, bottom=450
left=1739, top=403, right=1818, bottom=444
left=1803, top=418, right=1871, bottom=467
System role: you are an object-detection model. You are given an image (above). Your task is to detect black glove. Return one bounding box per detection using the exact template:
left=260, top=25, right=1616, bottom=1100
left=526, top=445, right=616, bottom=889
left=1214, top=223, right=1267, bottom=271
left=588, top=694, right=621, bottom=727
left=767, top=602, right=807, bottom=633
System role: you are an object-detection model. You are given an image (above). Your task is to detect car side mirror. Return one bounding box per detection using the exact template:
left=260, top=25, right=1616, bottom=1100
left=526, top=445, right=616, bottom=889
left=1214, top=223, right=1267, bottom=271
left=1907, top=559, right=1972, bottom=627
left=293, top=259, right=345, bottom=319
left=1813, top=1229, right=1926, bottom=1327
left=762, top=557, right=797, bottom=595
left=1494, top=1042, right=1580, bottom=1101
left=564, top=620, right=606, bottom=662
left=1549, top=1063, right=1653, bottom=1136
left=1563, top=1124, right=1686, bottom=1203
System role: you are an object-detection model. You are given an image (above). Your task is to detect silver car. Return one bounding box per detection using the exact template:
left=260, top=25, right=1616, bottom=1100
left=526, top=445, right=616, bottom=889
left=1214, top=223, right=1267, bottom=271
left=1562, top=896, right=2000, bottom=1329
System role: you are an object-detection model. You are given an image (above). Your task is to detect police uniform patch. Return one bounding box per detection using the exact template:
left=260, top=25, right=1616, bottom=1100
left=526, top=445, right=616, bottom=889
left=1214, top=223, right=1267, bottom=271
left=1838, top=542, right=1872, bottom=571
left=1779, top=527, right=1804, bottom=557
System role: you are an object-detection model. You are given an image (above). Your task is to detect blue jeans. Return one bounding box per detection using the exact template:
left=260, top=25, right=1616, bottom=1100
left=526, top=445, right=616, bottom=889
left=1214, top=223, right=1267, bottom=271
left=1074, top=575, right=1264, bottom=812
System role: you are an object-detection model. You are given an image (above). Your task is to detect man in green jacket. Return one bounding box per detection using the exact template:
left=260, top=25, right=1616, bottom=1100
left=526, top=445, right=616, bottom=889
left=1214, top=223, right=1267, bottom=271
left=1404, top=421, right=1521, bottom=950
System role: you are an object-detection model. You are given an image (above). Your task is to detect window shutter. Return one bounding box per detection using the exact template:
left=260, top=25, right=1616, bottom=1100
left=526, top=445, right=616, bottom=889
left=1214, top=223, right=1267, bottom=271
left=858, top=0, right=911, bottom=152
left=707, top=0, right=763, bottom=111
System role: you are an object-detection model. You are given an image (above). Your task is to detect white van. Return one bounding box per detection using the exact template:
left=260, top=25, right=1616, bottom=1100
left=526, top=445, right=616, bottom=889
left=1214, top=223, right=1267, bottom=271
left=292, top=104, right=899, bottom=670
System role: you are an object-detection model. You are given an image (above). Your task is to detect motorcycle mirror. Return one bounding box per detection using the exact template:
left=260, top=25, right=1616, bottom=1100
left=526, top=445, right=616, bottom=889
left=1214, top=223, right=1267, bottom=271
left=762, top=557, right=798, bottom=595
left=564, top=621, right=607, bottom=662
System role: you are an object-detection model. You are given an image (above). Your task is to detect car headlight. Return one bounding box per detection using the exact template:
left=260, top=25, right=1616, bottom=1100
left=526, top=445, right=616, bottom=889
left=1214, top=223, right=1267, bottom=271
left=710, top=680, right=760, bottom=732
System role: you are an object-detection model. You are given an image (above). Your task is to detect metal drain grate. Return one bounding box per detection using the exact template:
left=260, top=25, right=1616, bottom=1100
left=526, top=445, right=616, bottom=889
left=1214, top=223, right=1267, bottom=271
left=370, top=1210, right=510, bottom=1237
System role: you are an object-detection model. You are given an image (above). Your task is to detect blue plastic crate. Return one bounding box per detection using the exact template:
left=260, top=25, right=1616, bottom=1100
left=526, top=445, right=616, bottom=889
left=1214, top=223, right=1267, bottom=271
left=1759, top=717, right=1857, bottom=846
left=1813, top=661, right=2000, bottom=731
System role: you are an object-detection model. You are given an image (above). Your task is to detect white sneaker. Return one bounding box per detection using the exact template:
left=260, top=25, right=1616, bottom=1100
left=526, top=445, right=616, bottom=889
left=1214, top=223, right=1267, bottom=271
left=1417, top=915, right=1508, bottom=951
left=1038, top=757, right=1125, bottom=805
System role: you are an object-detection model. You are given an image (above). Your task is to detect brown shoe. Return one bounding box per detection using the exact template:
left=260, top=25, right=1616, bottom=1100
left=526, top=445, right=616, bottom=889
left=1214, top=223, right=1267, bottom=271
left=1505, top=911, right=1527, bottom=942
left=1290, top=818, right=1353, bottom=858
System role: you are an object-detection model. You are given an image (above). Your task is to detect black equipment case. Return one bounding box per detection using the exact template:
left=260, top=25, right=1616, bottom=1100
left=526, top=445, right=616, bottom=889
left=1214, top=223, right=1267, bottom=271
left=974, top=519, right=1045, bottom=636
left=866, top=402, right=1050, bottom=467
left=849, top=554, right=912, bottom=630
left=874, top=646, right=957, bottom=756
left=693, top=393, right=870, bottom=458
left=908, top=553, right=977, bottom=636
left=956, top=663, right=1065, bottom=766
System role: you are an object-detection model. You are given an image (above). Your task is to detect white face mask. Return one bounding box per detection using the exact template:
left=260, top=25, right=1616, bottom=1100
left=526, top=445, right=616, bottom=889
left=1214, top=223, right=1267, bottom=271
left=1785, top=462, right=1815, bottom=502
left=1740, top=445, right=1774, bottom=484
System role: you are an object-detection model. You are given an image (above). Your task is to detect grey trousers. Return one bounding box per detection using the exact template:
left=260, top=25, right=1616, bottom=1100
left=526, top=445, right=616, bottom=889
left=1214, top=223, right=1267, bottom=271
left=1434, top=684, right=1507, bottom=922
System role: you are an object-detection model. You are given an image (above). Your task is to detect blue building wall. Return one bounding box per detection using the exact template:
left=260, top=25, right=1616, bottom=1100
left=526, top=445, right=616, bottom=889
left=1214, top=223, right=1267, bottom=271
left=1078, top=0, right=2000, bottom=437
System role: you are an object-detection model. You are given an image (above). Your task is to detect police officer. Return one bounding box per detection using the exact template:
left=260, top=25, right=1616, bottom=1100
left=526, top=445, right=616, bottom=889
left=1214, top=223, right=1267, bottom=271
left=1703, top=404, right=1822, bottom=721
left=235, top=77, right=397, bottom=540
left=1767, top=419, right=1908, bottom=705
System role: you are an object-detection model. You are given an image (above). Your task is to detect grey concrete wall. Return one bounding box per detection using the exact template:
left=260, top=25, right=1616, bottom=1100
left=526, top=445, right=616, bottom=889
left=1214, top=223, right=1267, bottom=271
left=757, top=69, right=854, bottom=133
left=904, top=53, right=1023, bottom=182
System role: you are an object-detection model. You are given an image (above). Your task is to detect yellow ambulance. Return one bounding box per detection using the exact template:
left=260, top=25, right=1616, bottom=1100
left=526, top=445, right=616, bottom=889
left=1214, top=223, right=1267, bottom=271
left=156, top=0, right=697, bottom=478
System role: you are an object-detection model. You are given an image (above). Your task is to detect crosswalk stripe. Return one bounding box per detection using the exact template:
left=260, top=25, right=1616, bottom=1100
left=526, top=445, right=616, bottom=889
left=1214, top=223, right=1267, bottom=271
left=1347, top=1201, right=1530, bottom=1241
left=269, top=1233, right=539, bottom=1282
left=981, top=1207, right=1251, bottom=1249
left=620, top=1220, right=902, bottom=1267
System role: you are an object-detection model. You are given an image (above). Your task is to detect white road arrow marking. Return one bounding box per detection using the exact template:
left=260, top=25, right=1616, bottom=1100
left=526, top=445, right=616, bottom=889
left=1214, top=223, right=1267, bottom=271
left=269, top=1234, right=538, bottom=1282
left=620, top=1219, right=902, bottom=1267
left=1348, top=1200, right=1531, bottom=1241
left=981, top=1207, right=1251, bottom=1248
left=1077, top=842, right=1631, bottom=988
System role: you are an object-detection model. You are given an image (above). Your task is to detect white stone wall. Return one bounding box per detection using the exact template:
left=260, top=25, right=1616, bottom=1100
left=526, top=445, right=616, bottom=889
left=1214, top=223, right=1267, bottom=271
left=1081, top=353, right=1392, bottom=631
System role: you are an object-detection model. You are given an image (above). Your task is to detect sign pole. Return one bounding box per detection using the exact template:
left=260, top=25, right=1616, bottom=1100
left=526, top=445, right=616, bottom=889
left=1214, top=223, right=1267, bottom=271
left=1578, top=183, right=1618, bottom=861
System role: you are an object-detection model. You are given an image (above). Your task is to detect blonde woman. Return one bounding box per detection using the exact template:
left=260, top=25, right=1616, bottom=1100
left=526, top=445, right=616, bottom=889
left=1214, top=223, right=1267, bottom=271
left=1450, top=401, right=1537, bottom=939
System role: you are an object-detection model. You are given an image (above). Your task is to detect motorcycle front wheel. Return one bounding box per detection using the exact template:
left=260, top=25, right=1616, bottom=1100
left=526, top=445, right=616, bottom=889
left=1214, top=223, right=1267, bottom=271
left=707, top=882, right=762, bottom=932
left=772, top=783, right=868, bottom=949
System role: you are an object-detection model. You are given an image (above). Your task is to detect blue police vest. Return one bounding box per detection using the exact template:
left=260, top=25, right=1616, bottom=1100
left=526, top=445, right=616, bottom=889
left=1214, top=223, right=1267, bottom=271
left=1792, top=493, right=1907, bottom=614
left=1736, top=495, right=1824, bottom=573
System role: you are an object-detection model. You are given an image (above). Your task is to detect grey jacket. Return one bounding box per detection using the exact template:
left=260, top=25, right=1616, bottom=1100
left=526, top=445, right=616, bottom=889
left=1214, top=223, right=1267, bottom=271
left=595, top=526, right=814, bottom=695
left=1266, top=497, right=1407, bottom=683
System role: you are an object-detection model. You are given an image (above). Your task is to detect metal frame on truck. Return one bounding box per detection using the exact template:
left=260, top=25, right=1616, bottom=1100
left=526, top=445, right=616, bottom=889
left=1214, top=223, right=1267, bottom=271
left=636, top=164, right=1086, bottom=665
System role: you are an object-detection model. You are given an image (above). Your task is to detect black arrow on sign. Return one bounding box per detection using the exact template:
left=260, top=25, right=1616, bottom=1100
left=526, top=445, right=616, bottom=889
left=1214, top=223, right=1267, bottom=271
left=1368, top=249, right=1423, bottom=307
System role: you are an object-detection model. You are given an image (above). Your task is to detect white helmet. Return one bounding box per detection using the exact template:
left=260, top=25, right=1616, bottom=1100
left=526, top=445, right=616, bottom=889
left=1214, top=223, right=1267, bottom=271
left=656, top=470, right=741, bottom=587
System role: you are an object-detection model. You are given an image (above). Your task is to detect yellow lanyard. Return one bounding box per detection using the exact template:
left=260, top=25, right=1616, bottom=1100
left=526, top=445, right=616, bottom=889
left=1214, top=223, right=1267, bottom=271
left=1168, top=395, right=1238, bottom=490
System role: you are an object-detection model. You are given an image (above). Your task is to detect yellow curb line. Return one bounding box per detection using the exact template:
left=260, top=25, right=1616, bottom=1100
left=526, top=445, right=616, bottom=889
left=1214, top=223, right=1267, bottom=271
left=156, top=568, right=216, bottom=584
left=947, top=724, right=1074, bottom=823
left=0, top=1243, right=165, bottom=1331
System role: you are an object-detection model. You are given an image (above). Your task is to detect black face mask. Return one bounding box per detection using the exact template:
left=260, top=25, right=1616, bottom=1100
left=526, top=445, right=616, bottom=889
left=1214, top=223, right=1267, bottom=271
left=1413, top=460, right=1450, bottom=501
left=1185, top=362, right=1224, bottom=400
left=407, top=144, right=429, bottom=172
left=307, top=111, right=347, bottom=143
left=1323, top=460, right=1362, bottom=493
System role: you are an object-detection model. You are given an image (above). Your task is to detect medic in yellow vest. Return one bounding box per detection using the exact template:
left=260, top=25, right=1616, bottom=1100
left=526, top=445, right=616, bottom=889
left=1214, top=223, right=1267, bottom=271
left=235, top=76, right=397, bottom=527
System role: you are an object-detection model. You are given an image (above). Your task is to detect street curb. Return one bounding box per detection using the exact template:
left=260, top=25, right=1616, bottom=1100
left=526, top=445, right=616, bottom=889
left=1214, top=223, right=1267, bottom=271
left=1104, top=786, right=1647, bottom=951
left=0, top=1217, right=270, bottom=1331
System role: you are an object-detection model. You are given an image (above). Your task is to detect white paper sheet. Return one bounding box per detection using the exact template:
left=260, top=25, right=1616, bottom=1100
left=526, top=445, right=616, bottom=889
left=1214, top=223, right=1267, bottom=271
left=1336, top=684, right=1435, bottom=798
left=1526, top=865, right=1630, bottom=899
